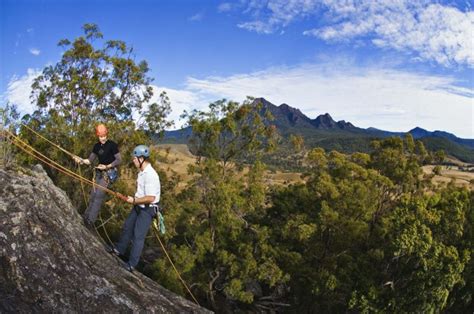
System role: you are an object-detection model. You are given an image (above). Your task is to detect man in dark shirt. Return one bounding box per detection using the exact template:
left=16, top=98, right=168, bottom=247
left=73, top=124, right=121, bottom=227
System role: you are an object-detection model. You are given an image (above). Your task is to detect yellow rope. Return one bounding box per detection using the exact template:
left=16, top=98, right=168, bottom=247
left=4, top=128, right=200, bottom=306
left=152, top=222, right=200, bottom=306
left=20, top=122, right=78, bottom=158
left=5, top=129, right=127, bottom=200
left=98, top=212, right=116, bottom=246
left=78, top=165, right=89, bottom=207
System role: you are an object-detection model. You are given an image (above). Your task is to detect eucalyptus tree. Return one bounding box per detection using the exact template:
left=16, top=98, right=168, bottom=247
left=266, top=136, right=471, bottom=312
left=20, top=23, right=171, bottom=207
left=151, top=98, right=287, bottom=311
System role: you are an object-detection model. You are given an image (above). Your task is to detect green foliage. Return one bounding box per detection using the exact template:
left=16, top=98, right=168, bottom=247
left=181, top=97, right=276, bottom=172
left=262, top=137, right=472, bottom=312
left=14, top=24, right=171, bottom=212
left=1, top=103, right=21, bottom=168
left=421, top=137, right=474, bottom=163
left=31, top=23, right=168, bottom=129
left=289, top=134, right=305, bottom=152
left=369, top=135, right=427, bottom=192
left=151, top=100, right=287, bottom=311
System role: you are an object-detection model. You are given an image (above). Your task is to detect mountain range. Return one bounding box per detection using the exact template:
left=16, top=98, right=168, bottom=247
left=161, top=98, right=474, bottom=163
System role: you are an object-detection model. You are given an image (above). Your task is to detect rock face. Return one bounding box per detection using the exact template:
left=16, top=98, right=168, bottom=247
left=0, top=165, right=211, bottom=313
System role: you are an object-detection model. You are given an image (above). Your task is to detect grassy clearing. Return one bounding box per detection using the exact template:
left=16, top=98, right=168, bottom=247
left=154, top=144, right=304, bottom=189
left=153, top=144, right=473, bottom=191
left=423, top=165, right=474, bottom=190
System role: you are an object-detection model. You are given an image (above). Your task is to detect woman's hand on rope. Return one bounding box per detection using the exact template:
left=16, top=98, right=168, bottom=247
left=72, top=155, right=83, bottom=164
left=73, top=155, right=90, bottom=165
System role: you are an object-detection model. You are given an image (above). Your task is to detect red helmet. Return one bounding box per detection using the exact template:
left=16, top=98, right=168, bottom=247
left=95, top=124, right=108, bottom=137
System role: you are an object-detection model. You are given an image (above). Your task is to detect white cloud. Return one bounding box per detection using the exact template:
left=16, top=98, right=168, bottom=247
left=29, top=48, right=41, bottom=56
left=147, top=86, right=209, bottom=129
left=238, top=0, right=319, bottom=33
left=189, top=12, right=204, bottom=22
left=6, top=64, right=472, bottom=138
left=237, top=0, right=474, bottom=67
left=4, top=69, right=41, bottom=114
left=182, top=63, right=473, bottom=138
left=218, top=2, right=233, bottom=13
left=238, top=20, right=274, bottom=34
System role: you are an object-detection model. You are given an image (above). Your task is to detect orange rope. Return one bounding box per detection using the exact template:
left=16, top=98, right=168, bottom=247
left=5, top=129, right=128, bottom=202
left=152, top=224, right=200, bottom=305
left=20, top=122, right=78, bottom=158
left=4, top=128, right=200, bottom=306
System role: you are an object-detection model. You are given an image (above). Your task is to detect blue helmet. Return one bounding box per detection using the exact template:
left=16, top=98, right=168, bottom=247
left=133, top=145, right=150, bottom=158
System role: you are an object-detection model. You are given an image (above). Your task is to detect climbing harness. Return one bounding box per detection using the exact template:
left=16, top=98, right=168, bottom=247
left=3, top=128, right=128, bottom=201
left=105, top=167, right=119, bottom=184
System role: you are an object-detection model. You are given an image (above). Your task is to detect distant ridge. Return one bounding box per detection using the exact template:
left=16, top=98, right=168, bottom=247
left=254, top=97, right=358, bottom=132
left=160, top=97, right=474, bottom=162
left=408, top=127, right=474, bottom=149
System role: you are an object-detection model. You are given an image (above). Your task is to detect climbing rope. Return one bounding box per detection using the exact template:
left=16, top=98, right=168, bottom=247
left=151, top=223, right=200, bottom=305
left=4, top=129, right=123, bottom=198
left=20, top=125, right=124, bottom=250
left=20, top=122, right=78, bottom=159
left=3, top=127, right=200, bottom=306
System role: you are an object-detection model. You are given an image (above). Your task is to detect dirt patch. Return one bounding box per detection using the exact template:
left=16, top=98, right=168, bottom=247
left=423, top=165, right=474, bottom=190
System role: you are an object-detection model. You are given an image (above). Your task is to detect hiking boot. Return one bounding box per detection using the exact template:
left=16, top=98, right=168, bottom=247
left=124, top=263, right=134, bottom=272
left=107, top=246, right=120, bottom=256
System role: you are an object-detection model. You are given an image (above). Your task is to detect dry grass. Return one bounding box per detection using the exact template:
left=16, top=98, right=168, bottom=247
left=444, top=156, right=473, bottom=167
left=153, top=144, right=303, bottom=188
left=154, top=144, right=196, bottom=190
left=152, top=145, right=473, bottom=191
left=423, top=165, right=474, bottom=190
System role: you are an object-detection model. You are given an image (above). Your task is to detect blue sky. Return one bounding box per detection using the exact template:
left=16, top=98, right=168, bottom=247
left=1, top=0, right=473, bottom=138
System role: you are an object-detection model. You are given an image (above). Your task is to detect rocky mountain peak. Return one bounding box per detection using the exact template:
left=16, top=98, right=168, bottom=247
left=277, top=103, right=312, bottom=125
left=312, top=113, right=338, bottom=129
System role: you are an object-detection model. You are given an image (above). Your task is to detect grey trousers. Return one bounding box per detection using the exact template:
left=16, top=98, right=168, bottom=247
left=83, top=174, right=107, bottom=224
left=116, top=206, right=155, bottom=268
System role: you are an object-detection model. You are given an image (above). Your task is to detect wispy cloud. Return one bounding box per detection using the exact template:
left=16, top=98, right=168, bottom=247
left=148, top=86, right=207, bottom=128
left=189, top=12, right=204, bottom=22
left=29, top=48, right=41, bottom=56
left=4, top=69, right=41, bottom=114
left=182, top=62, right=473, bottom=138
left=238, top=21, right=274, bottom=34
left=218, top=2, right=233, bottom=13
left=235, top=0, right=474, bottom=67
left=5, top=63, right=472, bottom=138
